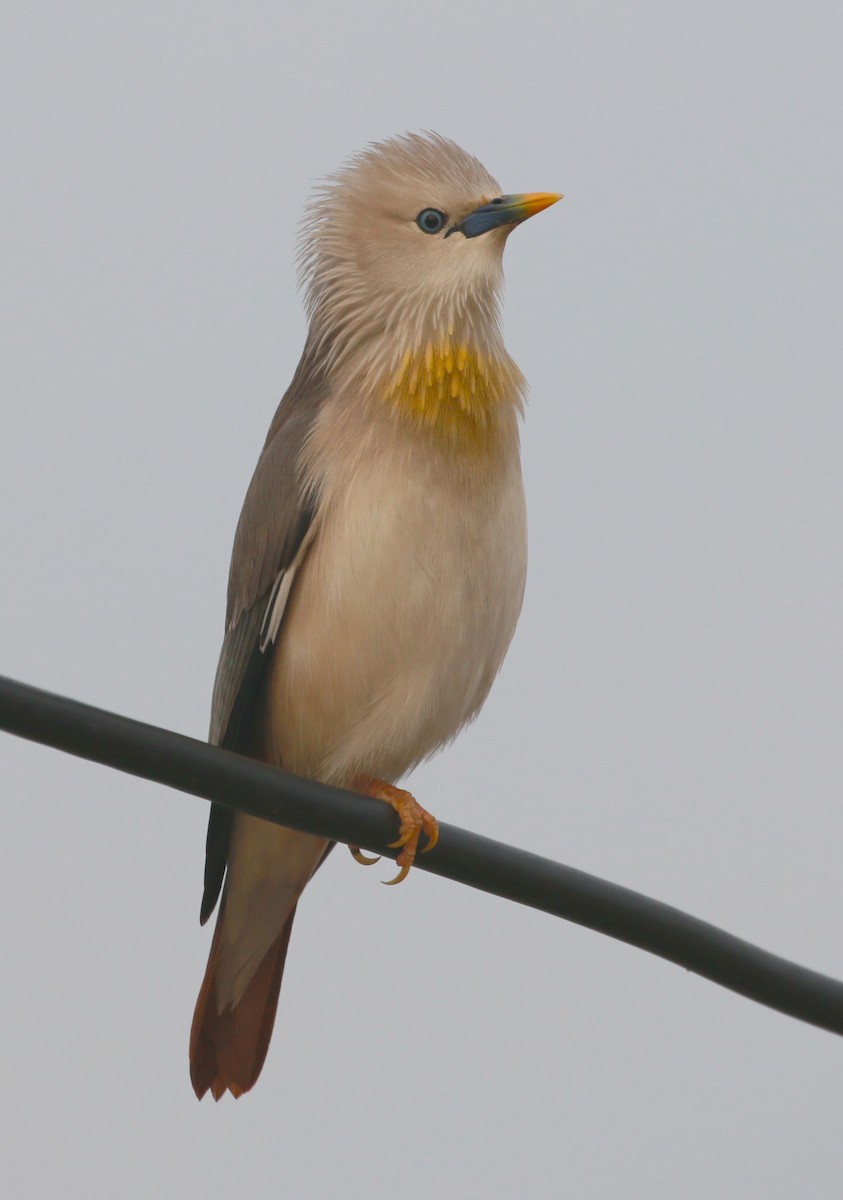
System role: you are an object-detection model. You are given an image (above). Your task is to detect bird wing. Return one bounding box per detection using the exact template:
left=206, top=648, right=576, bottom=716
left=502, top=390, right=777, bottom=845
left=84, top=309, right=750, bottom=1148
left=200, top=350, right=328, bottom=924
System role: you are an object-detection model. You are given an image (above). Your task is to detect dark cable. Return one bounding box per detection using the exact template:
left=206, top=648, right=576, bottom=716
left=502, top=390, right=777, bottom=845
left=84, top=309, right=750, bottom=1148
left=1, top=672, right=841, bottom=1037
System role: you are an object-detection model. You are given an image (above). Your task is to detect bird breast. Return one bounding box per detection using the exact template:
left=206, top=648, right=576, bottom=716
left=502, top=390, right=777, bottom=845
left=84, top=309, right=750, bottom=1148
left=261, top=390, right=527, bottom=788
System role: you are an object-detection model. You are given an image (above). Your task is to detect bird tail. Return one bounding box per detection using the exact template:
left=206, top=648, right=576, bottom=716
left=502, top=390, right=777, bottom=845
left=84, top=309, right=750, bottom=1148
left=189, top=899, right=297, bottom=1101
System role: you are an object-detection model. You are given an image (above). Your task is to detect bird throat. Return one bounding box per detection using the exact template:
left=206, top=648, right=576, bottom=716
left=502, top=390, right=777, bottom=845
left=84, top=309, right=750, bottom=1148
left=383, top=341, right=516, bottom=446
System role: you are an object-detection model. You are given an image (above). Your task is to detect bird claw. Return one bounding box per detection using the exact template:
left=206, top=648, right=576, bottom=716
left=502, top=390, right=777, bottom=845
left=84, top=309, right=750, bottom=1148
left=384, top=857, right=412, bottom=886
left=421, top=822, right=439, bottom=854
left=353, top=778, right=439, bottom=884
left=349, top=846, right=381, bottom=866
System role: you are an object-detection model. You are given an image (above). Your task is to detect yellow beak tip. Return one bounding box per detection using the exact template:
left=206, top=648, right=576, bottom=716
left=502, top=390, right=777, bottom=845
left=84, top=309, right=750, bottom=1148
left=514, top=193, right=564, bottom=222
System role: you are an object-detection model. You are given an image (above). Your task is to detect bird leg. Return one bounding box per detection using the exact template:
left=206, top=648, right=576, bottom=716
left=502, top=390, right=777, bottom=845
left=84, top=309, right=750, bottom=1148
left=348, top=778, right=439, bottom=885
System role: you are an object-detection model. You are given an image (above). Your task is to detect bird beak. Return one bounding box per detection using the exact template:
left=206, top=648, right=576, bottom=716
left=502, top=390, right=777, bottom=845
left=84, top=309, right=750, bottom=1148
left=452, top=192, right=563, bottom=239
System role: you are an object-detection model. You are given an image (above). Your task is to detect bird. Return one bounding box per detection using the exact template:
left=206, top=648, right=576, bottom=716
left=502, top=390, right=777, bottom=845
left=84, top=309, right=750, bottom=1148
left=189, top=132, right=560, bottom=1100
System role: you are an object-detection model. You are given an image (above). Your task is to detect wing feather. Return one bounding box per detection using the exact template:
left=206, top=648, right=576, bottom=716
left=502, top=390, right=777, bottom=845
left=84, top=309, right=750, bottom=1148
left=200, top=346, right=328, bottom=923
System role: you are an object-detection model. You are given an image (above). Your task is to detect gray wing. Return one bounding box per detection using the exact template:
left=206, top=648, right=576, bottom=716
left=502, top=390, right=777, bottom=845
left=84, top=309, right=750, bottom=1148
left=200, top=347, right=328, bottom=924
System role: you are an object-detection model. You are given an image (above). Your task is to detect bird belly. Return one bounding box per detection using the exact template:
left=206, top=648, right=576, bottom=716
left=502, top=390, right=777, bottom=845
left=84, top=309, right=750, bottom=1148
left=261, top=421, right=526, bottom=788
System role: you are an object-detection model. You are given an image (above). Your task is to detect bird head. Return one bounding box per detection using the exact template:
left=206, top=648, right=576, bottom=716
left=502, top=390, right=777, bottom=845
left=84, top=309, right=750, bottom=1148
left=299, top=132, right=560, bottom=375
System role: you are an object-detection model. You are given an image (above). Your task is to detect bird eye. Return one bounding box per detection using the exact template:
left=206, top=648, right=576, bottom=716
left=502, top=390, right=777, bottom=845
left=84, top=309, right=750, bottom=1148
left=416, top=208, right=447, bottom=234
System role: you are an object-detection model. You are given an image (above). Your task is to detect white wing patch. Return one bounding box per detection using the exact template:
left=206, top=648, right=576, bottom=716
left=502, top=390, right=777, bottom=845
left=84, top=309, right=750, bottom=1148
left=258, top=527, right=315, bottom=654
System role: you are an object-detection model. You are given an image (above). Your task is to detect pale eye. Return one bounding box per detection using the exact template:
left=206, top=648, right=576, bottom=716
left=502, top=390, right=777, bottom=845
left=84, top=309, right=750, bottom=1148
left=416, top=208, right=447, bottom=234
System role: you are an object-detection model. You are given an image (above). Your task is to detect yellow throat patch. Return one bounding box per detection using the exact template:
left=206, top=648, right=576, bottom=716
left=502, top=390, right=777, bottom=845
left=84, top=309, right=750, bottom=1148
left=383, top=342, right=514, bottom=443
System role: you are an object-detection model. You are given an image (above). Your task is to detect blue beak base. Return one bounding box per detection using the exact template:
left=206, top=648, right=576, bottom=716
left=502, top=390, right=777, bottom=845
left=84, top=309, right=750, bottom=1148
left=449, top=192, right=562, bottom=239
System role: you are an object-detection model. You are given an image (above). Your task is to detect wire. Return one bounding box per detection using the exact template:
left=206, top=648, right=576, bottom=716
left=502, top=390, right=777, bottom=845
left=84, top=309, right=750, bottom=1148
left=2, top=672, right=842, bottom=1036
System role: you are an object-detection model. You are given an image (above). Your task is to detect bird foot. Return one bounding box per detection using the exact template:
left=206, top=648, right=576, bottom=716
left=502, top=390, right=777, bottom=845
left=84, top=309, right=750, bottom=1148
left=349, top=778, right=439, bottom=884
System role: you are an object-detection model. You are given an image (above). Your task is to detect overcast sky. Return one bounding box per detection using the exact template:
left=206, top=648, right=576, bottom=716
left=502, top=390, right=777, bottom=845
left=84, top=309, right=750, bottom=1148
left=2, top=2, right=842, bottom=1196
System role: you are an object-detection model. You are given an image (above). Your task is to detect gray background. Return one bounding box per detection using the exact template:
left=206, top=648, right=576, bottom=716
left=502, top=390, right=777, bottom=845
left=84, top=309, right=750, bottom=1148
left=2, top=1, right=842, bottom=1196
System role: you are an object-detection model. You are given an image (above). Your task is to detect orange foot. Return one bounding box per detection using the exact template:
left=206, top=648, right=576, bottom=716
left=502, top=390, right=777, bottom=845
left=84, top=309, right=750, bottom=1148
left=349, top=778, right=439, bottom=885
